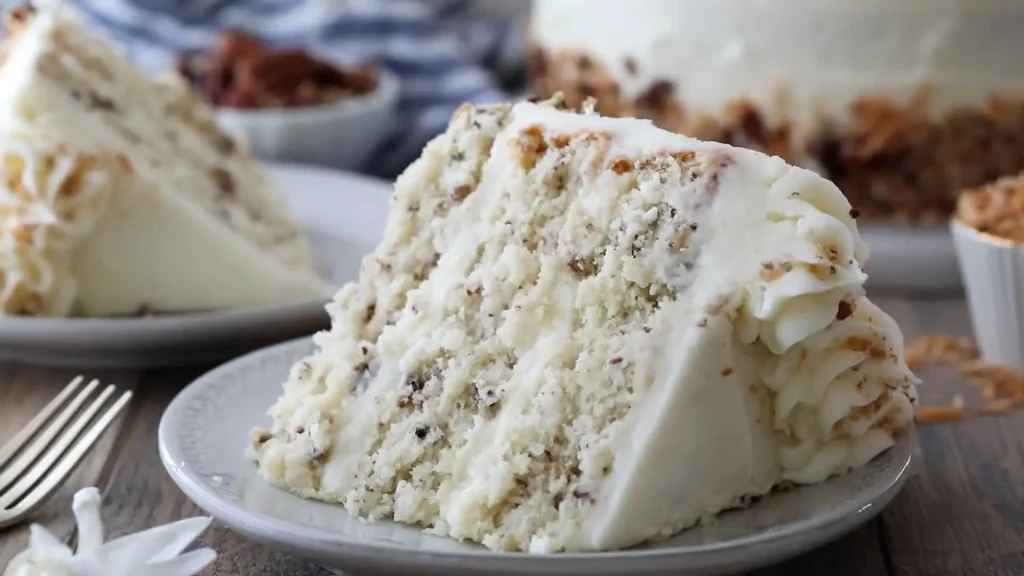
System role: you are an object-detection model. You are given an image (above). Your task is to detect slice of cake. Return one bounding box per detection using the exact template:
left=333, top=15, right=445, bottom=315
left=0, top=2, right=324, bottom=317
left=249, top=95, right=919, bottom=553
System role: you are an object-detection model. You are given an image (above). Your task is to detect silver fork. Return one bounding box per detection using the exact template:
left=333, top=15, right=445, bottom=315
left=0, top=376, right=132, bottom=530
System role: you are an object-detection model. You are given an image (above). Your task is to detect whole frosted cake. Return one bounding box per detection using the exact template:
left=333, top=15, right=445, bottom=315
left=249, top=95, right=919, bottom=553
left=0, top=2, right=323, bottom=317
left=528, top=0, right=1024, bottom=224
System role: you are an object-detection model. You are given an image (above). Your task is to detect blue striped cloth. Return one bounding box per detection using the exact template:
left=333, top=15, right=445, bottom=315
left=54, top=0, right=526, bottom=177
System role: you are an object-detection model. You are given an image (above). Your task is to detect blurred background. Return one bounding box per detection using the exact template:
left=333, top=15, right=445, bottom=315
left=19, top=0, right=1024, bottom=275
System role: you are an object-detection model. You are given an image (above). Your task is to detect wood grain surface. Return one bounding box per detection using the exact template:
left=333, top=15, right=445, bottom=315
left=1, top=296, right=1021, bottom=575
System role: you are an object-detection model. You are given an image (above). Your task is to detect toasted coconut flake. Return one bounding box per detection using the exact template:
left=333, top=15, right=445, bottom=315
left=915, top=404, right=966, bottom=423
left=905, top=335, right=979, bottom=368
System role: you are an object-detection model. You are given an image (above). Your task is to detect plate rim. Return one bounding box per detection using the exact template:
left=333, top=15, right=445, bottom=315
left=159, top=336, right=915, bottom=572
left=0, top=298, right=327, bottom=336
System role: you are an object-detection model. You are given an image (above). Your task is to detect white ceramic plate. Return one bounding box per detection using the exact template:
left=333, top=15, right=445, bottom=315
left=0, top=164, right=390, bottom=368
left=159, top=338, right=915, bottom=576
left=860, top=225, right=960, bottom=293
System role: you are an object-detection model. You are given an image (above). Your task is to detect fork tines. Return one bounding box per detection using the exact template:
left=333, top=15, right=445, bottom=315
left=0, top=377, right=132, bottom=529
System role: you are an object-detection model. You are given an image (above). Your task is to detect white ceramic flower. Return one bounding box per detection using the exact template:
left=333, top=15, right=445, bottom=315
left=3, top=487, right=216, bottom=576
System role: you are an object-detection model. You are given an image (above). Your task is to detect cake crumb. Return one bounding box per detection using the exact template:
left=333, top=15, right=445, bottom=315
left=911, top=336, right=1024, bottom=422
left=915, top=404, right=966, bottom=423
left=904, top=334, right=979, bottom=368
left=960, top=361, right=1024, bottom=403
left=978, top=398, right=1016, bottom=416
left=951, top=394, right=965, bottom=409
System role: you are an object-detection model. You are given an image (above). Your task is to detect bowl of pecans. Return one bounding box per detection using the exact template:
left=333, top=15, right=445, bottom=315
left=951, top=171, right=1024, bottom=372
left=177, top=31, right=400, bottom=170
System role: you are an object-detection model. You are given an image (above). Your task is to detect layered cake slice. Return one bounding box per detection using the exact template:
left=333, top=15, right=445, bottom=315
left=249, top=96, right=919, bottom=552
left=0, top=2, right=324, bottom=317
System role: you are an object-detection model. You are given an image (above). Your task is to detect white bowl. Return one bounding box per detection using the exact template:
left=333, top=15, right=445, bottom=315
left=217, top=69, right=400, bottom=171
left=950, top=219, right=1024, bottom=370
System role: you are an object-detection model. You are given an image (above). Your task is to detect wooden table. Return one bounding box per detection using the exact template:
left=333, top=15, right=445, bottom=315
left=1, top=295, right=1022, bottom=576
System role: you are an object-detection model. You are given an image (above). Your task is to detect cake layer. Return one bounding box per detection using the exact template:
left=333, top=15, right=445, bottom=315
left=0, top=3, right=324, bottom=316
left=528, top=0, right=1024, bottom=223
left=249, top=97, right=918, bottom=552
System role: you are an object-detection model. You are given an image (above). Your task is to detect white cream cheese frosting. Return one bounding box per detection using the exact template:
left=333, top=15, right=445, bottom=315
left=531, top=0, right=1024, bottom=126
left=0, top=2, right=324, bottom=316
left=249, top=97, right=918, bottom=553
